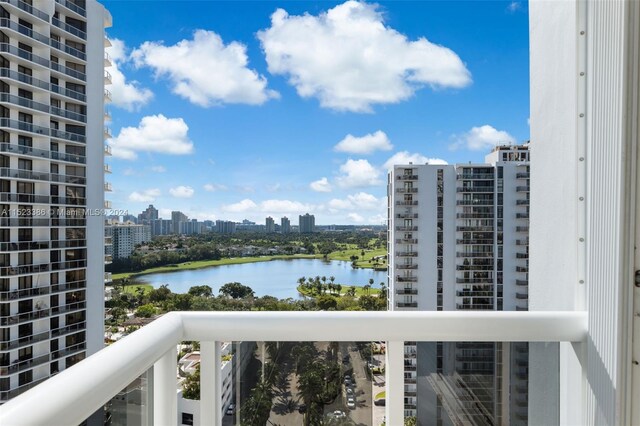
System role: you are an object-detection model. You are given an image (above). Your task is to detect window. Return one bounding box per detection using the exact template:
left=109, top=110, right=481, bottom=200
left=181, top=413, right=194, bottom=426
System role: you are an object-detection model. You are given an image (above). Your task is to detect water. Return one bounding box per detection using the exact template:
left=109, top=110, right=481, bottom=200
left=135, top=259, right=387, bottom=299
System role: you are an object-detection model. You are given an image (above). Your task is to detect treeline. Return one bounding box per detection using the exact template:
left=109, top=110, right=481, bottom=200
left=108, top=245, right=222, bottom=273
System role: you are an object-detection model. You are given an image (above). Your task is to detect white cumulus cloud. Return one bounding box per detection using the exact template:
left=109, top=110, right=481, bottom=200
left=203, top=183, right=228, bottom=192
left=347, top=213, right=365, bottom=223
left=383, top=151, right=448, bottom=170
left=222, top=199, right=258, bottom=213
left=260, top=199, right=313, bottom=213
left=334, top=131, right=393, bottom=154
left=128, top=188, right=161, bottom=203
left=258, top=1, right=471, bottom=112
left=106, top=38, right=153, bottom=111
left=132, top=30, right=279, bottom=107
left=335, top=159, right=382, bottom=188
left=450, top=125, right=516, bottom=151
left=169, top=185, right=194, bottom=198
left=310, top=177, right=332, bottom=193
left=328, top=192, right=381, bottom=211
left=108, top=114, right=194, bottom=160
left=150, top=165, right=166, bottom=173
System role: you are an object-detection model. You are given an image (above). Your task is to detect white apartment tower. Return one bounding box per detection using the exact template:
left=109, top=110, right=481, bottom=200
left=105, top=222, right=151, bottom=260
left=0, top=0, right=111, bottom=404
left=388, top=144, right=530, bottom=425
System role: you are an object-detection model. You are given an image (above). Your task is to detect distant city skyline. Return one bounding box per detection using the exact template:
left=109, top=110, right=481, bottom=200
left=103, top=0, right=530, bottom=224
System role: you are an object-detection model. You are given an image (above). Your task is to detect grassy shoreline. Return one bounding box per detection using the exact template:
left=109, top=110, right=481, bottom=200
left=111, top=249, right=387, bottom=282
left=112, top=254, right=319, bottom=281
left=296, top=284, right=380, bottom=298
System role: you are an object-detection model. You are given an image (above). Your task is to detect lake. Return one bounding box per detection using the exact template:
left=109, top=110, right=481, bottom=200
left=135, top=259, right=387, bottom=299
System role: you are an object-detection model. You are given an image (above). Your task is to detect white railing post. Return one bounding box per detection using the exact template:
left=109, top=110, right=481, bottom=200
left=386, top=340, right=404, bottom=426
left=154, top=346, right=177, bottom=425
left=201, top=341, right=222, bottom=426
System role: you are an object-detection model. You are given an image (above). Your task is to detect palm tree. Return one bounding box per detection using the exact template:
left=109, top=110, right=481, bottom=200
left=329, top=276, right=335, bottom=286
left=321, top=276, right=327, bottom=286
left=347, top=286, right=356, bottom=297
left=379, top=282, right=387, bottom=299
left=336, top=284, right=342, bottom=295
left=363, top=284, right=371, bottom=295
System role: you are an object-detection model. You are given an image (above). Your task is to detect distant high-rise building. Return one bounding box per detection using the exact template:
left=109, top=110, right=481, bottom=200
left=106, top=223, right=152, bottom=259
left=265, top=217, right=275, bottom=233
left=281, top=217, right=291, bottom=234
left=388, top=144, right=530, bottom=425
left=298, top=213, right=315, bottom=233
left=0, top=0, right=112, bottom=405
left=151, top=219, right=173, bottom=237
left=180, top=219, right=202, bottom=235
left=138, top=204, right=158, bottom=224
left=122, top=214, right=137, bottom=224
left=215, top=220, right=236, bottom=234
left=171, top=211, right=188, bottom=234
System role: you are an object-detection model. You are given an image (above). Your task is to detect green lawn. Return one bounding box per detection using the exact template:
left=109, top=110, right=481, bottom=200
left=111, top=254, right=319, bottom=281
left=326, top=247, right=387, bottom=270
left=297, top=284, right=381, bottom=298
left=120, top=283, right=153, bottom=295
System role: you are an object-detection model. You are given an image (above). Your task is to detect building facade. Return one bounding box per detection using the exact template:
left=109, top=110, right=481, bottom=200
left=388, top=145, right=530, bottom=424
left=280, top=216, right=290, bottom=234
left=105, top=222, right=151, bottom=259
left=298, top=213, right=315, bottom=234
left=136, top=204, right=157, bottom=225
left=215, top=220, right=236, bottom=234
left=0, top=0, right=111, bottom=404
left=265, top=216, right=275, bottom=233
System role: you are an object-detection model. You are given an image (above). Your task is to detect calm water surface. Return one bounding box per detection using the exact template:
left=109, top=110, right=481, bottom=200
left=136, top=259, right=387, bottom=299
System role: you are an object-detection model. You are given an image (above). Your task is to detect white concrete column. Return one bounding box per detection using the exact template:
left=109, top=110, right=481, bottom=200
left=386, top=340, right=404, bottom=426
left=201, top=341, right=222, bottom=426
left=154, top=347, right=177, bottom=425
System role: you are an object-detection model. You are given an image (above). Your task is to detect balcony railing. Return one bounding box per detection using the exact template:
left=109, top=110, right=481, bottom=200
left=396, top=174, right=418, bottom=180
left=0, top=0, right=49, bottom=21
left=0, top=311, right=587, bottom=425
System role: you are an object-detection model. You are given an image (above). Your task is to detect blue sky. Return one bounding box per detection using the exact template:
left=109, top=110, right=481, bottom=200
left=103, top=0, right=530, bottom=225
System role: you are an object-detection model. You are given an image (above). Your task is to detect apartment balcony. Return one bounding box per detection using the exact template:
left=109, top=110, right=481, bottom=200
left=396, top=288, right=418, bottom=295
left=456, top=187, right=494, bottom=193
left=104, top=52, right=112, bottom=67
left=0, top=0, right=49, bottom=21
left=104, top=144, right=112, bottom=156
left=396, top=276, right=417, bottom=283
left=396, top=213, right=418, bottom=219
left=104, top=89, right=112, bottom=104
left=456, top=304, right=494, bottom=310
left=0, top=330, right=49, bottom=351
left=516, top=292, right=529, bottom=300
left=395, top=238, right=418, bottom=244
left=395, top=201, right=418, bottom=206
left=516, top=213, right=530, bottom=219
left=456, top=226, right=494, bottom=232
left=0, top=311, right=585, bottom=425
left=516, top=279, right=528, bottom=286
left=395, top=226, right=418, bottom=232
left=104, top=70, right=112, bottom=85
left=104, top=200, right=112, bottom=209
left=516, top=226, right=529, bottom=232
left=456, top=252, right=493, bottom=258
left=396, top=264, right=418, bottom=270
left=396, top=302, right=418, bottom=308
left=456, top=264, right=493, bottom=271
left=456, top=200, right=494, bottom=206
left=516, top=252, right=529, bottom=259
left=105, top=272, right=112, bottom=284
left=55, top=0, right=87, bottom=17
left=104, top=182, right=113, bottom=192
left=396, top=174, right=418, bottom=180
left=516, top=172, right=530, bottom=179
left=515, top=239, right=529, bottom=246
left=516, top=186, right=530, bottom=192
left=0, top=285, right=49, bottom=302
left=0, top=118, right=86, bottom=143
left=456, top=291, right=494, bottom=297
left=396, top=188, right=418, bottom=193
left=104, top=35, right=112, bottom=48
left=396, top=251, right=418, bottom=257
left=456, top=278, right=493, bottom=284
left=457, top=173, right=494, bottom=180
left=50, top=20, right=86, bottom=43
left=0, top=193, right=86, bottom=206
left=456, top=239, right=494, bottom=245
left=456, top=213, right=494, bottom=219
left=516, top=266, right=529, bottom=273
left=0, top=168, right=86, bottom=185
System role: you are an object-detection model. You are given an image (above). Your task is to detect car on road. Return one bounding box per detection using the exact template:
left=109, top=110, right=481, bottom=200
left=225, top=403, right=235, bottom=415
left=342, top=355, right=350, bottom=364
left=347, top=397, right=356, bottom=409
left=333, top=410, right=346, bottom=418
left=346, top=387, right=354, bottom=396
left=374, top=398, right=385, bottom=406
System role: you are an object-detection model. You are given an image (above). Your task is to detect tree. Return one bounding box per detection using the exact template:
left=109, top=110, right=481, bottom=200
left=182, top=364, right=200, bottom=400
left=219, top=282, right=255, bottom=299
left=240, top=380, right=273, bottom=425
left=335, top=284, right=342, bottom=295
left=316, top=295, right=338, bottom=310
left=135, top=303, right=156, bottom=318
left=405, top=416, right=418, bottom=426
left=188, top=285, right=213, bottom=298
left=149, top=284, right=172, bottom=303
left=347, top=286, right=357, bottom=297
left=363, top=284, right=371, bottom=296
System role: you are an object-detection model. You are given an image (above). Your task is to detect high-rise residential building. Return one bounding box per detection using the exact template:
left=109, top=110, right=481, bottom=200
left=171, top=211, right=187, bottom=235
left=215, top=220, right=236, bottom=234
left=0, top=0, right=111, bottom=404
left=150, top=218, right=172, bottom=237
left=388, top=144, right=530, bottom=424
left=179, top=219, right=201, bottom=235
left=105, top=223, right=151, bottom=259
left=298, top=213, right=315, bottom=233
left=280, top=216, right=291, bottom=234
left=137, top=204, right=157, bottom=225
left=265, top=216, right=275, bottom=233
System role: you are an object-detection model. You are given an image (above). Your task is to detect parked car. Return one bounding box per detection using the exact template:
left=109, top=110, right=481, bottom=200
left=333, top=410, right=346, bottom=418
left=374, top=398, right=386, bottom=406
left=347, top=397, right=356, bottom=409
left=225, top=404, right=235, bottom=415
left=346, top=387, right=354, bottom=395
